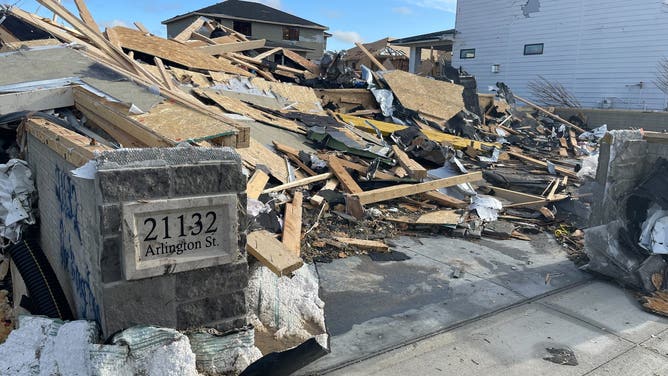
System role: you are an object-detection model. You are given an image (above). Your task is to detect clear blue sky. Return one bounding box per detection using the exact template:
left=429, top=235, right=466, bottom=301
left=13, top=0, right=457, bottom=51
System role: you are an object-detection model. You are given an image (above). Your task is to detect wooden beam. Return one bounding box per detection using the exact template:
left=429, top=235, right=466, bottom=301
left=201, top=39, right=266, bottom=55
left=392, top=145, right=427, bottom=179
left=507, top=151, right=579, bottom=178
left=644, top=132, right=668, bottom=144
left=247, top=169, right=270, bottom=200
left=172, top=17, right=206, bottom=42
left=334, top=237, right=389, bottom=252
left=328, top=157, right=363, bottom=194
left=262, top=173, right=333, bottom=194
left=355, top=42, right=385, bottom=71
left=421, top=191, right=468, bottom=209
left=153, top=57, right=176, bottom=90
left=310, top=179, right=339, bottom=206
left=282, top=48, right=320, bottom=74
left=255, top=47, right=283, bottom=60
left=351, top=172, right=483, bottom=206
left=25, top=118, right=112, bottom=167
left=489, top=186, right=545, bottom=204
left=227, top=55, right=278, bottom=82
left=246, top=231, right=303, bottom=277
left=133, top=21, right=150, bottom=33
left=190, top=31, right=217, bottom=45
left=73, top=0, right=100, bottom=31
left=514, top=94, right=586, bottom=133
left=282, top=192, right=303, bottom=256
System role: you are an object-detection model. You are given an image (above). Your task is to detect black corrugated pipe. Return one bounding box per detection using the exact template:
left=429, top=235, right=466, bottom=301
left=5, top=231, right=74, bottom=321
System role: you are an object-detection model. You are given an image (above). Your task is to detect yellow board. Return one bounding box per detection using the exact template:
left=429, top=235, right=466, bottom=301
left=337, top=114, right=499, bottom=150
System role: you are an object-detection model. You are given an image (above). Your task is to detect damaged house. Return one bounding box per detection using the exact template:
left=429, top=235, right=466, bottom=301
left=452, top=0, right=668, bottom=110
left=162, top=0, right=330, bottom=60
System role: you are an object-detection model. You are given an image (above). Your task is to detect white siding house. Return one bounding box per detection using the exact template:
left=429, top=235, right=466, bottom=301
left=452, top=0, right=668, bottom=110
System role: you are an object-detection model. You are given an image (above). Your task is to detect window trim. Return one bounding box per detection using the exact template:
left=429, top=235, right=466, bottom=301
left=460, top=48, right=476, bottom=59
left=282, top=26, right=300, bottom=41
left=524, top=43, right=544, bottom=56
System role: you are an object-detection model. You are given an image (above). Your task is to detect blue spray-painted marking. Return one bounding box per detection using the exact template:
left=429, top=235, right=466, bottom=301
left=55, top=166, right=100, bottom=322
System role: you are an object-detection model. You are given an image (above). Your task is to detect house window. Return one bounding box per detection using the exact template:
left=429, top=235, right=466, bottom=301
left=524, top=43, right=544, bottom=55
left=460, top=49, right=476, bottom=59
left=233, top=21, right=252, bottom=36
left=283, top=27, right=300, bottom=41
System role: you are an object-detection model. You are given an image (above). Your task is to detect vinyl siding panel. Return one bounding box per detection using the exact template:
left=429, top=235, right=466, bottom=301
left=453, top=0, right=668, bottom=110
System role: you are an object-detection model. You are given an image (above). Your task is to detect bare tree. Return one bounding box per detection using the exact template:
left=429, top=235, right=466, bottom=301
left=655, top=58, right=668, bottom=95
left=527, top=75, right=582, bottom=108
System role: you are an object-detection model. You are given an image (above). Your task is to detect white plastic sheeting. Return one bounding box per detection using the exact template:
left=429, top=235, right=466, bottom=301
left=639, top=205, right=668, bottom=255
left=0, top=159, right=36, bottom=245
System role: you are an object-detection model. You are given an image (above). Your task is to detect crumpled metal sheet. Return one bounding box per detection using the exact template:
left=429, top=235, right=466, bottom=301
left=0, top=159, right=36, bottom=245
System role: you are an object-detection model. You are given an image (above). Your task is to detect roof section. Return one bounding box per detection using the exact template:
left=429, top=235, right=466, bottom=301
left=392, top=29, right=456, bottom=45
left=162, top=0, right=327, bottom=30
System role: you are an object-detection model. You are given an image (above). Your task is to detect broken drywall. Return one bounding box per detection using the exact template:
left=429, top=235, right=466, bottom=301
left=522, top=0, right=540, bottom=17
left=247, top=263, right=326, bottom=342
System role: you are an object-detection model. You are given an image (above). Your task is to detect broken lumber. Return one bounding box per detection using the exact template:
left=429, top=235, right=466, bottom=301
left=514, top=94, right=585, bottom=133
left=282, top=192, right=303, bottom=256
left=246, top=231, right=303, bottom=276
left=392, top=145, right=427, bottom=179
left=310, top=179, right=339, bottom=206
left=247, top=169, right=270, bottom=200
left=422, top=191, right=468, bottom=209
left=351, top=172, right=483, bottom=206
left=507, top=151, right=579, bottom=179
left=199, top=39, right=266, bottom=55
left=334, top=237, right=389, bottom=252
left=354, top=42, right=386, bottom=71
left=262, top=173, right=334, bottom=194
left=328, top=157, right=363, bottom=194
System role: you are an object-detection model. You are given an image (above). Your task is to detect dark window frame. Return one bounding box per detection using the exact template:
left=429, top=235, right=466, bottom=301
left=460, top=48, right=476, bottom=59
left=233, top=21, right=252, bottom=36
left=524, top=43, right=544, bottom=55
left=282, top=26, right=300, bottom=41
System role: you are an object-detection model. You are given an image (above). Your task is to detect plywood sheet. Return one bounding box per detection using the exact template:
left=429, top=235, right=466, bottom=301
left=132, top=101, right=239, bottom=143
left=236, top=138, right=305, bottom=184
left=382, top=70, right=465, bottom=122
left=110, top=26, right=229, bottom=71
left=251, top=79, right=323, bottom=114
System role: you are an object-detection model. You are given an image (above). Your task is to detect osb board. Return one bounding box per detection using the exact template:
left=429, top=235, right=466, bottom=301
left=315, top=89, right=378, bottom=113
left=209, top=71, right=240, bottom=83
left=251, top=78, right=323, bottom=114
left=195, top=89, right=305, bottom=134
left=132, top=101, right=239, bottom=143
left=382, top=70, right=464, bottom=122
left=215, top=56, right=254, bottom=77
left=169, top=66, right=211, bottom=87
left=236, top=138, right=305, bottom=184
left=110, top=26, right=229, bottom=71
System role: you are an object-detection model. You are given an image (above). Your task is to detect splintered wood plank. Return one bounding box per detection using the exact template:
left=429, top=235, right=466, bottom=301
left=153, top=57, right=176, bottom=90
left=311, top=178, right=339, bottom=206
left=490, top=186, right=545, bottom=204
left=328, top=157, right=363, bottom=194
left=199, top=39, right=266, bottom=55
left=354, top=42, right=386, bottom=71
left=392, top=145, right=427, bottom=179
left=109, top=26, right=231, bottom=71
left=237, top=139, right=306, bottom=184
left=282, top=48, right=320, bottom=74
left=247, top=169, right=270, bottom=200
left=352, top=172, right=483, bottom=206
left=73, top=0, right=99, bottom=31
left=282, top=192, right=303, bottom=256
left=416, top=210, right=462, bottom=225
left=26, top=118, right=111, bottom=167
left=421, top=191, right=468, bottom=209
left=262, top=173, right=333, bottom=194
left=247, top=231, right=304, bottom=276
left=382, top=70, right=465, bottom=122
left=334, top=237, right=389, bottom=252
left=255, top=47, right=283, bottom=60
left=172, top=17, right=206, bottom=42
left=507, top=151, right=578, bottom=178
left=250, top=79, right=323, bottom=113
left=194, top=89, right=306, bottom=134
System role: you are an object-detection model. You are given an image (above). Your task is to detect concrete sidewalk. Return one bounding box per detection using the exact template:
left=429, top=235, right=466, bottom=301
left=331, top=281, right=668, bottom=376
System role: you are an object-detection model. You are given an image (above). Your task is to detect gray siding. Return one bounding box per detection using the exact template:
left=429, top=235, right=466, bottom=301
left=452, top=0, right=668, bottom=111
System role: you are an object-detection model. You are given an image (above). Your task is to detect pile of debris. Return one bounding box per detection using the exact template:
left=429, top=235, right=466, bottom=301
left=0, top=1, right=598, bottom=272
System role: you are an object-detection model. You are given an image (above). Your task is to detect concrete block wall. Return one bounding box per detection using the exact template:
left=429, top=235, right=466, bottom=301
left=591, top=131, right=668, bottom=226
left=27, top=138, right=249, bottom=338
